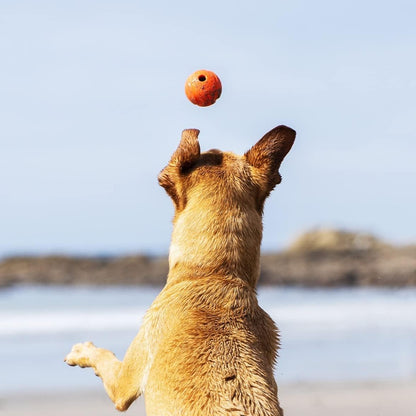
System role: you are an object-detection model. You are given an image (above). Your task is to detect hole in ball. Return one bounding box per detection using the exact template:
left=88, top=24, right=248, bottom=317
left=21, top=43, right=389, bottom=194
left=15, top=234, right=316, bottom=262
left=198, top=75, right=207, bottom=82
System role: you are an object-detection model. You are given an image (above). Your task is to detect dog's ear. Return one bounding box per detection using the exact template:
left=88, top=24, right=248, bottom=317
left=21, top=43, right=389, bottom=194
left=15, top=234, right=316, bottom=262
left=169, top=129, right=201, bottom=173
left=158, top=129, right=201, bottom=208
left=245, top=125, right=296, bottom=199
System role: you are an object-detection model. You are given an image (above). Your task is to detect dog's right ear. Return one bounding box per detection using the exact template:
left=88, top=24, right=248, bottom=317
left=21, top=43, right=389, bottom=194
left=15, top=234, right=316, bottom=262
left=245, top=125, right=296, bottom=204
left=158, top=129, right=201, bottom=208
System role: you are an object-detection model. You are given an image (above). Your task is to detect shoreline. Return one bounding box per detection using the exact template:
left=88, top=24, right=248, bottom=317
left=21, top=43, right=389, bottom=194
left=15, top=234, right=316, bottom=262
left=2, top=380, right=414, bottom=416
left=2, top=230, right=415, bottom=288
left=1, top=244, right=416, bottom=288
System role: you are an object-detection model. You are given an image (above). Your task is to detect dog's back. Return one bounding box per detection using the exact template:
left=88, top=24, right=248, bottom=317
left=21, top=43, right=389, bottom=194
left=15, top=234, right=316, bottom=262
left=143, top=277, right=281, bottom=415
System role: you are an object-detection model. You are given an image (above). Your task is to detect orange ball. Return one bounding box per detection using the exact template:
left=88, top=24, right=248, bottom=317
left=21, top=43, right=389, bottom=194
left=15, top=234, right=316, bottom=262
left=185, top=70, right=222, bottom=107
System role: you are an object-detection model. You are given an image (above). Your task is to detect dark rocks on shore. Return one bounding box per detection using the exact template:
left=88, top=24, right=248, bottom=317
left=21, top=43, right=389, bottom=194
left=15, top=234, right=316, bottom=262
left=0, top=255, right=169, bottom=288
left=261, top=229, right=416, bottom=286
left=1, top=230, right=415, bottom=288
left=261, top=247, right=416, bottom=286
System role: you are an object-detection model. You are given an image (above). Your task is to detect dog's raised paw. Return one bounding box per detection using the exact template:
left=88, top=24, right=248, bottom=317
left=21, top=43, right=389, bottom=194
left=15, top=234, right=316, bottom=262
left=64, top=341, right=96, bottom=368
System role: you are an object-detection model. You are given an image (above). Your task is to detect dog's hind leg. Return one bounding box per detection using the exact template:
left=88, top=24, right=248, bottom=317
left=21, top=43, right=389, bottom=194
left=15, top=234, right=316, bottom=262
left=65, top=331, right=148, bottom=411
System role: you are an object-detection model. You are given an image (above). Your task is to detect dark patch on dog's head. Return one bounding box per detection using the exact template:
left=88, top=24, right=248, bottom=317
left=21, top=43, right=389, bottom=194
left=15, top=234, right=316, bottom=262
left=181, top=149, right=223, bottom=175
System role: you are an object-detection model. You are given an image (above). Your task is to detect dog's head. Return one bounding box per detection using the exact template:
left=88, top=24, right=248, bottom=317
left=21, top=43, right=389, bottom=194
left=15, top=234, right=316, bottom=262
left=158, top=125, right=295, bottom=284
left=158, top=125, right=296, bottom=215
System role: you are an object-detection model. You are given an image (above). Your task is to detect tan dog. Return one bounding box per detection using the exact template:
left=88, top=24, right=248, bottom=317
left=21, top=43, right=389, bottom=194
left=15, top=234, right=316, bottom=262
left=65, top=125, right=296, bottom=415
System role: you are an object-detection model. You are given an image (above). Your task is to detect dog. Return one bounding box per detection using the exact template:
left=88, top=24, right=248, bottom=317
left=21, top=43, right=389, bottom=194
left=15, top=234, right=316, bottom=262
left=65, top=125, right=296, bottom=415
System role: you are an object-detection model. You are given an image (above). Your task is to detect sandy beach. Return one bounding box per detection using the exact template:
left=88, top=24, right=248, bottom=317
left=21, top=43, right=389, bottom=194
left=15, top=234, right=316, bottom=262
left=1, top=380, right=414, bottom=416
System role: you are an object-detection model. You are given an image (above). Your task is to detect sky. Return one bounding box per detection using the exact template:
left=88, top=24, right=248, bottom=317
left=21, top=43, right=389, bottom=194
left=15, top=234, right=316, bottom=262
left=1, top=0, right=415, bottom=257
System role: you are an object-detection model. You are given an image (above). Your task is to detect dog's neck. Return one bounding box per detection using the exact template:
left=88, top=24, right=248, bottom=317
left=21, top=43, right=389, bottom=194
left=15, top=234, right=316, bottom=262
left=167, top=198, right=263, bottom=288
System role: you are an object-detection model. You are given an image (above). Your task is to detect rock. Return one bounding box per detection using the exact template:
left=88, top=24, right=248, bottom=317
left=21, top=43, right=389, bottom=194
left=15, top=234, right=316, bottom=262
left=0, top=255, right=168, bottom=287
left=287, top=228, right=390, bottom=253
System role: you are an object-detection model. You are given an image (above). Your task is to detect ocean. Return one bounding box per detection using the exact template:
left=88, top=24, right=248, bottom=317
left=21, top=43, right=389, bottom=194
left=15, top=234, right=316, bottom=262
left=0, top=286, right=415, bottom=394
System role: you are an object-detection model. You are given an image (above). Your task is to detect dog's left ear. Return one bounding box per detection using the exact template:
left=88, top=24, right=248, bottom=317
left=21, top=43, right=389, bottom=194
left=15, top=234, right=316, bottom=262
left=245, top=125, right=296, bottom=196
left=158, top=129, right=201, bottom=208
left=168, top=129, right=201, bottom=173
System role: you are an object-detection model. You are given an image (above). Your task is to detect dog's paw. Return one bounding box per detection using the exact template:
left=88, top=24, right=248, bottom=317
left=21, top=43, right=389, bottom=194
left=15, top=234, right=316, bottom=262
left=64, top=341, right=96, bottom=368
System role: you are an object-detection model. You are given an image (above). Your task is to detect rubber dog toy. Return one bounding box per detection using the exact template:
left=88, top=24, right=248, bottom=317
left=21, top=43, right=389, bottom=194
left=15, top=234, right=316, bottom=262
left=185, top=70, right=222, bottom=107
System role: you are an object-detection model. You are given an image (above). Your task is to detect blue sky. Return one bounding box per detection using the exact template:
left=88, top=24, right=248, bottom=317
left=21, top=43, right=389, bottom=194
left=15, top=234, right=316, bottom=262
left=1, top=0, right=415, bottom=256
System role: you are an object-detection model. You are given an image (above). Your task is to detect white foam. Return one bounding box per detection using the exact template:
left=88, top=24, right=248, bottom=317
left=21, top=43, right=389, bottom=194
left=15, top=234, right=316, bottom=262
left=267, top=300, right=416, bottom=332
left=2, top=287, right=416, bottom=337
left=0, top=308, right=146, bottom=336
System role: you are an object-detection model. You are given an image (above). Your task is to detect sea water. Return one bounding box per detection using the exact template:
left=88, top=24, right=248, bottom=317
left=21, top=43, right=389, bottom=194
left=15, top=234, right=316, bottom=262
left=0, top=286, right=415, bottom=393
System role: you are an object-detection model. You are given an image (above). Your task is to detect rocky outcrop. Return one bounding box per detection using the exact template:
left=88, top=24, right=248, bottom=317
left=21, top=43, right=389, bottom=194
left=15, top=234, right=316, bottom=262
left=1, top=230, right=415, bottom=287
left=260, top=246, right=416, bottom=286
left=259, top=229, right=416, bottom=286
left=0, top=255, right=169, bottom=287
left=286, top=228, right=390, bottom=252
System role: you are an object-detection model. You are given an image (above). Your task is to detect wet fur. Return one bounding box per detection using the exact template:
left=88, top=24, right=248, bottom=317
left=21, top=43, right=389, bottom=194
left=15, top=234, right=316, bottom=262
left=65, top=125, right=296, bottom=415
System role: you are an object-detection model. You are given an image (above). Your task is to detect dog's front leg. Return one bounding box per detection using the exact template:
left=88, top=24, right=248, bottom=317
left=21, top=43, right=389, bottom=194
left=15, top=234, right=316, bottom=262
left=65, top=331, right=148, bottom=411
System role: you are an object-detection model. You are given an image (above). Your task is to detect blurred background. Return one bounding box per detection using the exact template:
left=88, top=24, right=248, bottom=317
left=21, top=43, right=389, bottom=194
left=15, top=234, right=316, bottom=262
left=1, top=0, right=415, bottom=256
left=0, top=1, right=415, bottom=415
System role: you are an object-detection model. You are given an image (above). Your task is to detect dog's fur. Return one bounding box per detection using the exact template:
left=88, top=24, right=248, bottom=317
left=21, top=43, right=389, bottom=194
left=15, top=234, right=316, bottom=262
left=65, top=125, right=296, bottom=415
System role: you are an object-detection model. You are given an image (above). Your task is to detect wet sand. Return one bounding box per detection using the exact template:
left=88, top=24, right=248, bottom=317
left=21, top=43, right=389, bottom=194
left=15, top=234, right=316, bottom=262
left=1, top=380, right=414, bottom=416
